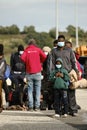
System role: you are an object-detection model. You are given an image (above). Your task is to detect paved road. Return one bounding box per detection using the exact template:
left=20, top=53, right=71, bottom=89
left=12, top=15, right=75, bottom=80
left=0, top=89, right=87, bottom=130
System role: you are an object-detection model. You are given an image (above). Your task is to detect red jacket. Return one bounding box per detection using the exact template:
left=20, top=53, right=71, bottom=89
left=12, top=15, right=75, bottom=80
left=21, top=45, right=46, bottom=74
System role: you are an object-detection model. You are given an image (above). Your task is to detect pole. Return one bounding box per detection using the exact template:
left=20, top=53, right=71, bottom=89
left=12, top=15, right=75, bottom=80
left=56, top=0, right=58, bottom=39
left=75, top=0, right=79, bottom=47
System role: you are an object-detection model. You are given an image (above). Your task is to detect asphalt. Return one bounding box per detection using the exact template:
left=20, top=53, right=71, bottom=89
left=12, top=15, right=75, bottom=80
left=0, top=88, right=87, bottom=130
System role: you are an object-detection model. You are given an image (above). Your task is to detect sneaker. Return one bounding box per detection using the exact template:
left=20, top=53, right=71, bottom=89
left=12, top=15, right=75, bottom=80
left=54, top=114, right=60, bottom=118
left=63, top=114, right=68, bottom=118
left=72, top=113, right=78, bottom=116
left=34, top=108, right=40, bottom=111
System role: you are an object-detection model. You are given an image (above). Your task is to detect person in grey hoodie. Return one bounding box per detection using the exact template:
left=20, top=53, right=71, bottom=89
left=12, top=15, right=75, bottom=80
left=52, top=35, right=79, bottom=116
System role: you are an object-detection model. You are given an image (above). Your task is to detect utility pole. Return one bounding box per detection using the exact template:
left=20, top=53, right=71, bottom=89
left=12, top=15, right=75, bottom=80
left=56, top=0, right=58, bottom=39
left=75, top=0, right=79, bottom=47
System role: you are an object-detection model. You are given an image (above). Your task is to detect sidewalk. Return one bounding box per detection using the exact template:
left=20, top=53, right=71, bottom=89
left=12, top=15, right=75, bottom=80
left=76, top=88, right=87, bottom=111
left=0, top=88, right=87, bottom=130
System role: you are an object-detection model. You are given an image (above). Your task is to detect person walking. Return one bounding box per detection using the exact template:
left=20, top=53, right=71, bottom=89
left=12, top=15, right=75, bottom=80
left=21, top=39, right=46, bottom=111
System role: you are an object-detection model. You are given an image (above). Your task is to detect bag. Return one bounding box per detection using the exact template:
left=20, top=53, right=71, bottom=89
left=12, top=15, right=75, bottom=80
left=70, top=78, right=87, bottom=89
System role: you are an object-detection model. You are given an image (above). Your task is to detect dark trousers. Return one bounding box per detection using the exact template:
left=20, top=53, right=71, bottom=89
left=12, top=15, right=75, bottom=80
left=54, top=89, right=68, bottom=115
left=10, top=73, right=25, bottom=106
left=68, top=89, right=78, bottom=114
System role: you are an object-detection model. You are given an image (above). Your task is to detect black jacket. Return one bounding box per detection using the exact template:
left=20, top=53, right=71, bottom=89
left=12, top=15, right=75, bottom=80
left=10, top=52, right=26, bottom=73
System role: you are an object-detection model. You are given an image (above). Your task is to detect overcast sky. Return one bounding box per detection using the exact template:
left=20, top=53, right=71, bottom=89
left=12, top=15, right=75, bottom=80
left=0, top=0, right=87, bottom=32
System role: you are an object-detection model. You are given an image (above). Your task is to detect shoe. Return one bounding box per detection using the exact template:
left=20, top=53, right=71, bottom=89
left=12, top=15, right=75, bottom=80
left=34, top=108, right=40, bottom=111
left=76, top=105, right=81, bottom=110
left=72, top=113, right=78, bottom=116
left=28, top=108, right=33, bottom=112
left=54, top=114, right=60, bottom=118
left=63, top=114, right=68, bottom=118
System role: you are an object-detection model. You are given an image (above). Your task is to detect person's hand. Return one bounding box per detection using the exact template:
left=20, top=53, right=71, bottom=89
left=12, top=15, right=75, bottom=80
left=56, top=72, right=63, bottom=77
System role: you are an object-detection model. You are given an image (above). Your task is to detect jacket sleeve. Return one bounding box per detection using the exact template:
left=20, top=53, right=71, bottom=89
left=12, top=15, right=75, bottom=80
left=49, top=70, right=56, bottom=82
left=20, top=51, right=27, bottom=63
left=63, top=69, right=70, bottom=81
left=39, top=49, right=47, bottom=63
left=70, top=49, right=78, bottom=72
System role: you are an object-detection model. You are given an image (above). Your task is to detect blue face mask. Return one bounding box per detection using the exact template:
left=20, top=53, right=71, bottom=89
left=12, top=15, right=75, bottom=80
left=56, top=64, right=62, bottom=69
left=57, top=42, right=65, bottom=47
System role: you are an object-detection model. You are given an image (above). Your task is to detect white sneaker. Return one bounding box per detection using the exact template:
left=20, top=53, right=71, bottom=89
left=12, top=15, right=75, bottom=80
left=54, top=114, right=60, bottom=118
left=63, top=114, right=68, bottom=118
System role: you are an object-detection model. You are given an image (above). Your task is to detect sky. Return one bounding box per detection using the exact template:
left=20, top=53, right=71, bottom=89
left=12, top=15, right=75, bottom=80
left=0, top=0, right=87, bottom=32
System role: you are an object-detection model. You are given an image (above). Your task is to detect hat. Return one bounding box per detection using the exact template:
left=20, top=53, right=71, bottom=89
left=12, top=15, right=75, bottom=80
left=0, top=44, right=4, bottom=55
left=43, top=46, right=51, bottom=53
left=56, top=58, right=63, bottom=64
left=18, top=45, right=24, bottom=52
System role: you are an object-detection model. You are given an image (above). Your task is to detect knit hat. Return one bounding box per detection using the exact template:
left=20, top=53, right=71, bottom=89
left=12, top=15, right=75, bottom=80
left=56, top=58, right=63, bottom=64
left=0, top=44, right=4, bottom=55
left=18, top=45, right=24, bottom=52
left=43, top=46, right=51, bottom=53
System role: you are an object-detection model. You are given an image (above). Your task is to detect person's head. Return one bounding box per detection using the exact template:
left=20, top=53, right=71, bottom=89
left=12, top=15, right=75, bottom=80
left=55, top=58, right=63, bottom=69
left=0, top=44, right=4, bottom=57
left=28, top=39, right=36, bottom=46
left=42, top=46, right=51, bottom=55
left=57, top=35, right=65, bottom=48
left=53, top=39, right=58, bottom=48
left=65, top=41, right=72, bottom=48
left=18, top=45, right=24, bottom=55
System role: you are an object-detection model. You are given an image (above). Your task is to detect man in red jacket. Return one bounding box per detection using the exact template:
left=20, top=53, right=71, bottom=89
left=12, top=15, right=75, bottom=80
left=21, top=39, right=46, bottom=111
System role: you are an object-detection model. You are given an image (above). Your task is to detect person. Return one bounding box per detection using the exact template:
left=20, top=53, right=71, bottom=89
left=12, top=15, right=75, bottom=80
left=0, top=44, right=6, bottom=112
left=52, top=35, right=79, bottom=116
left=49, top=58, right=70, bottom=117
left=10, top=45, right=26, bottom=107
left=21, top=39, right=47, bottom=111
left=41, top=46, right=52, bottom=110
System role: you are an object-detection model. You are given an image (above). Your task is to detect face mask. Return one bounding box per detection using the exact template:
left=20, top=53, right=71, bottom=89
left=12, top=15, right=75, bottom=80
left=56, top=64, right=62, bottom=69
left=19, top=51, right=24, bottom=55
left=57, top=42, right=65, bottom=47
left=44, top=52, right=48, bottom=55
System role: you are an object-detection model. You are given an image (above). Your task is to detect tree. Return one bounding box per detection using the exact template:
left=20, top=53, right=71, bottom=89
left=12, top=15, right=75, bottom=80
left=49, top=28, right=56, bottom=39
left=23, top=25, right=35, bottom=34
left=66, top=25, right=76, bottom=37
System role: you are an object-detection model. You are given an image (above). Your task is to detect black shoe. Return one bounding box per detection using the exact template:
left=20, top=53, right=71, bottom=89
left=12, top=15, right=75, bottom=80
left=76, top=105, right=81, bottom=110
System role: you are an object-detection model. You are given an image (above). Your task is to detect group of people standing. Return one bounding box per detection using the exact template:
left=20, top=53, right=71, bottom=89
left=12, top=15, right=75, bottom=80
left=0, top=35, right=82, bottom=117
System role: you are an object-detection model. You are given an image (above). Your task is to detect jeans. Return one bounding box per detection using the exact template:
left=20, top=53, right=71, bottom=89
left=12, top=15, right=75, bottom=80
left=27, top=72, right=41, bottom=109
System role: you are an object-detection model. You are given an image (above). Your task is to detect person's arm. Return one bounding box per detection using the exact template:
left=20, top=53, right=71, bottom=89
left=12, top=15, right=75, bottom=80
left=39, top=49, right=47, bottom=63
left=70, top=49, right=78, bottom=73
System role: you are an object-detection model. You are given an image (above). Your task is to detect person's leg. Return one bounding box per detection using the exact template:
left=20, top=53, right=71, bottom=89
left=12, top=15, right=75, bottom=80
left=27, top=75, right=34, bottom=109
left=18, top=74, right=25, bottom=107
left=62, top=90, right=68, bottom=115
left=34, top=79, right=41, bottom=109
left=32, top=72, right=41, bottom=110
left=54, top=89, right=61, bottom=115
left=68, top=89, right=78, bottom=115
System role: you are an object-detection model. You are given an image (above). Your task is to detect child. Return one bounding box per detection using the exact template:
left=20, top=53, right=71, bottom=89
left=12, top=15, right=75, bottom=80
left=49, top=58, right=70, bottom=117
